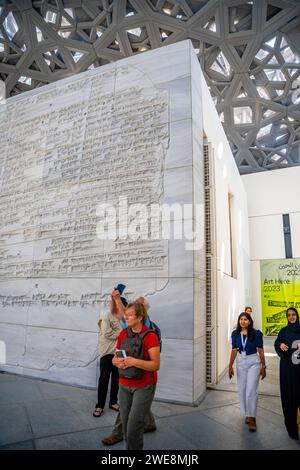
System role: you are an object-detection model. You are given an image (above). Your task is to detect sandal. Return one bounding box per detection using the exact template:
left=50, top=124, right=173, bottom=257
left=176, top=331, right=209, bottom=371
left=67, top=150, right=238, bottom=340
left=109, top=404, right=120, bottom=412
left=93, top=407, right=103, bottom=417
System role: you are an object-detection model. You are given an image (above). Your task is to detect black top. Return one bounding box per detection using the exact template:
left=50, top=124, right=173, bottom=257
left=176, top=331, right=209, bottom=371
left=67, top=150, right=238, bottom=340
left=232, top=330, right=263, bottom=355
left=274, top=323, right=300, bottom=360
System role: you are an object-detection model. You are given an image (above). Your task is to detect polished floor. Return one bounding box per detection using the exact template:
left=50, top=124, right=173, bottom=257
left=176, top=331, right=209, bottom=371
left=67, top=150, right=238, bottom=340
left=0, top=338, right=299, bottom=450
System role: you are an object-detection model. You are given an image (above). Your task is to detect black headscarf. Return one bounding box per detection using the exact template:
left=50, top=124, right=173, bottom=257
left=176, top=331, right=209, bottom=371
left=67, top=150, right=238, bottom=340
left=286, top=307, right=300, bottom=334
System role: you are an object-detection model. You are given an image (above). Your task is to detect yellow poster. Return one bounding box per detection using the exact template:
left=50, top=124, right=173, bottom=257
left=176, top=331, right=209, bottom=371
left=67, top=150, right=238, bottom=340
left=260, top=258, right=300, bottom=336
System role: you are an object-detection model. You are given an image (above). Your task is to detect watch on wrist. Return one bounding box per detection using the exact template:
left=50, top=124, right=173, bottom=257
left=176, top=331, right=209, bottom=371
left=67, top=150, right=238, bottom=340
left=261, top=365, right=267, bottom=369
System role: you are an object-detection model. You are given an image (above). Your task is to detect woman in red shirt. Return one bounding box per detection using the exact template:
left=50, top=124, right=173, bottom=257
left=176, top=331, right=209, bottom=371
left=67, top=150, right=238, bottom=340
left=112, top=302, right=160, bottom=450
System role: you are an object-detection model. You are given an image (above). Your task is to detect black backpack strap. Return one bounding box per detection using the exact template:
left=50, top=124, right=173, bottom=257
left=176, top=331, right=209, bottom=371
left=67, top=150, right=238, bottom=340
left=139, top=329, right=155, bottom=340
left=147, top=321, right=162, bottom=351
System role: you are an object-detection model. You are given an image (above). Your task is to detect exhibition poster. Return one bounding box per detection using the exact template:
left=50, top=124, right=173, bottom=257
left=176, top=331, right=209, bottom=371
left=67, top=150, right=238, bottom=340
left=260, top=258, right=300, bottom=336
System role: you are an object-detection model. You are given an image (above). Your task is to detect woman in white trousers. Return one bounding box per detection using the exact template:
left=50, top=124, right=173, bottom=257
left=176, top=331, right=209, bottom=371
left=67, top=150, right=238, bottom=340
left=228, top=312, right=267, bottom=431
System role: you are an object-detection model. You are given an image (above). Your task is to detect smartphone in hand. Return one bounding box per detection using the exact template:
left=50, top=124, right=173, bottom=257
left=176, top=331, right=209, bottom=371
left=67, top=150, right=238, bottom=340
left=115, top=349, right=127, bottom=358
left=115, top=284, right=126, bottom=295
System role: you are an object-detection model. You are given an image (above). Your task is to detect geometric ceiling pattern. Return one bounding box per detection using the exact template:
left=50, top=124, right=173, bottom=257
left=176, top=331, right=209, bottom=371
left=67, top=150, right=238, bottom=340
left=0, top=0, right=300, bottom=174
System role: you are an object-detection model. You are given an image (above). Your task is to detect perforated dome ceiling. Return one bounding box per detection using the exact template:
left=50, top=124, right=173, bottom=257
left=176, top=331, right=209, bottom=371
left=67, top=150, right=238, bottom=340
left=0, top=0, right=300, bottom=173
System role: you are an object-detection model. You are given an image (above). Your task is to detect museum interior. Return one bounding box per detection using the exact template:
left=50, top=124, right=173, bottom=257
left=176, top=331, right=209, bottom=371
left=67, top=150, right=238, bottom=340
left=0, top=0, right=299, bottom=451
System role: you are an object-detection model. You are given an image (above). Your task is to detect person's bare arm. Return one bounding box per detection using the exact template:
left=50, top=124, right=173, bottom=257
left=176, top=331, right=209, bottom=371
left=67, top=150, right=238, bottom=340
left=111, top=289, right=126, bottom=315
left=257, top=347, right=267, bottom=380
left=228, top=349, right=238, bottom=379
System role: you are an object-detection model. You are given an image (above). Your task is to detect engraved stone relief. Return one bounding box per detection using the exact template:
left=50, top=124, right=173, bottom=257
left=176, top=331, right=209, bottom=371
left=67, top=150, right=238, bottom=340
left=0, top=66, right=169, bottom=283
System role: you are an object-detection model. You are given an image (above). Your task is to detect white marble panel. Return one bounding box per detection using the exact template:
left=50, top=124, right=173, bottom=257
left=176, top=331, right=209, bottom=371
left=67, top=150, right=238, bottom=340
left=26, top=278, right=102, bottom=331
left=9, top=359, right=98, bottom=388
left=0, top=40, right=209, bottom=402
left=0, top=242, right=34, bottom=280
left=114, top=66, right=170, bottom=128
left=191, top=77, right=203, bottom=134
left=155, top=338, right=193, bottom=404
left=190, top=47, right=203, bottom=108
left=32, top=236, right=104, bottom=262
left=0, top=279, right=35, bottom=325
left=100, top=277, right=157, bottom=304
left=194, top=221, right=206, bottom=281
left=2, top=356, right=98, bottom=388
left=22, top=327, right=98, bottom=387
left=193, top=147, right=205, bottom=207
left=8, top=64, right=116, bottom=106
left=0, top=229, right=25, bottom=246
left=194, top=278, right=206, bottom=339
left=116, top=40, right=191, bottom=86
left=192, top=129, right=204, bottom=182
left=159, top=219, right=196, bottom=278
left=157, top=76, right=192, bottom=123
left=164, top=119, right=193, bottom=170
left=102, top=239, right=168, bottom=279
left=190, top=45, right=202, bottom=80
left=168, top=229, right=194, bottom=278
left=190, top=48, right=204, bottom=198
left=114, top=65, right=192, bottom=127
left=148, top=277, right=194, bottom=340
left=0, top=279, right=103, bottom=327
left=193, top=335, right=207, bottom=402
left=174, top=218, right=205, bottom=266
left=0, top=323, right=27, bottom=367
left=163, top=166, right=193, bottom=207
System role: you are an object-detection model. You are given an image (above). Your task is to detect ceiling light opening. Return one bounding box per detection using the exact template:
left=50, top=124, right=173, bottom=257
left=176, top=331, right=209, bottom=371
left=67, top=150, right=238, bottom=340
left=45, top=11, right=57, bottom=24
left=234, top=106, right=253, bottom=124
left=127, top=27, right=142, bottom=37
left=265, top=36, right=277, bottom=48
left=255, top=49, right=269, bottom=61
left=36, top=27, right=43, bottom=42
left=257, top=123, right=272, bottom=139
left=64, top=8, right=74, bottom=18
left=211, top=51, right=231, bottom=77
left=257, top=86, right=270, bottom=99
left=264, top=68, right=286, bottom=81
left=4, top=12, right=19, bottom=39
left=18, top=76, right=32, bottom=85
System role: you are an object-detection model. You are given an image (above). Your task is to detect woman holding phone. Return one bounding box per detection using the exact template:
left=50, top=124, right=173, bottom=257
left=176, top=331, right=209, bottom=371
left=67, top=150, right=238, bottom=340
left=93, top=288, right=127, bottom=417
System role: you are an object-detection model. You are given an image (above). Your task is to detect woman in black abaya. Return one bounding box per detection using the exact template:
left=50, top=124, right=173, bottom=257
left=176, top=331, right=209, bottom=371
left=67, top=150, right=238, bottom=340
left=274, top=307, right=300, bottom=440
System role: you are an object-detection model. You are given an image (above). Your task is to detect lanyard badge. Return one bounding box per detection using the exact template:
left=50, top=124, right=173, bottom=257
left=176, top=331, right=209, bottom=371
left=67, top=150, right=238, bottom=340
left=241, top=333, right=247, bottom=358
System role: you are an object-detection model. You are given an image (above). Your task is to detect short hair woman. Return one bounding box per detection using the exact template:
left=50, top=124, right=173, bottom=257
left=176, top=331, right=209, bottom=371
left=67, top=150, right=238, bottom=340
left=93, top=294, right=127, bottom=418
left=112, top=302, right=160, bottom=450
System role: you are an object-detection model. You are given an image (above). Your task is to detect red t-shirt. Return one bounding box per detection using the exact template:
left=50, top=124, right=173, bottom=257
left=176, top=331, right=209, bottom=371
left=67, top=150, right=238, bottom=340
left=116, top=325, right=159, bottom=388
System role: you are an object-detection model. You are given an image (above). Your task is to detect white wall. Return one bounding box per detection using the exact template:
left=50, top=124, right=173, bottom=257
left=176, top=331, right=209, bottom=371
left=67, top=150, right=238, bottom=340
left=199, top=65, right=251, bottom=381
left=0, top=39, right=252, bottom=397
left=0, top=41, right=208, bottom=404
left=242, top=166, right=300, bottom=331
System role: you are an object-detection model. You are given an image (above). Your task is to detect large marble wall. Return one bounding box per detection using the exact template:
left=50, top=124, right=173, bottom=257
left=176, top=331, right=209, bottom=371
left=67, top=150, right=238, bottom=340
left=0, top=41, right=206, bottom=404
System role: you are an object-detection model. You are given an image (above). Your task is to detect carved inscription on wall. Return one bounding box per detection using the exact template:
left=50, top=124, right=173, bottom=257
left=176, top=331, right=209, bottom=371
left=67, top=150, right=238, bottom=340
left=0, top=292, right=102, bottom=308
left=0, top=66, right=169, bottom=279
